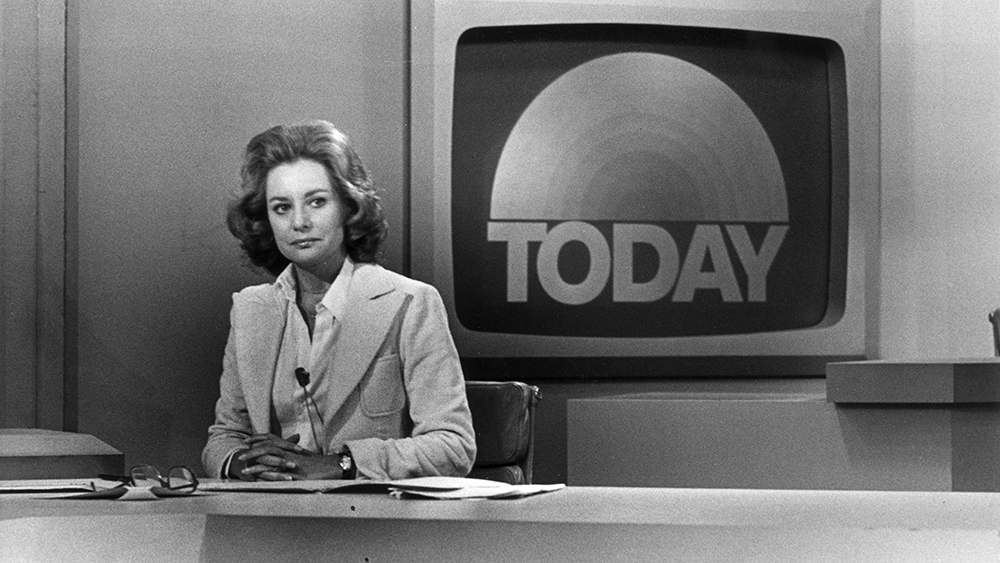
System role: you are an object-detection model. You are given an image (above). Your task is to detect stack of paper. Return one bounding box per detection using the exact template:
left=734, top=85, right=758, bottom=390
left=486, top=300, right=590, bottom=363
left=388, top=476, right=565, bottom=499
left=198, top=476, right=565, bottom=499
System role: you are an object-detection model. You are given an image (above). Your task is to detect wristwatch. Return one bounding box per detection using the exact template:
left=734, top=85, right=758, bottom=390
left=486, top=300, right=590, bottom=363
left=338, top=450, right=356, bottom=480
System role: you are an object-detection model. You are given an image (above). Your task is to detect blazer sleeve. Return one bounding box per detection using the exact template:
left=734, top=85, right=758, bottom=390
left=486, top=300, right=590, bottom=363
left=345, top=284, right=477, bottom=480
left=201, top=304, right=254, bottom=478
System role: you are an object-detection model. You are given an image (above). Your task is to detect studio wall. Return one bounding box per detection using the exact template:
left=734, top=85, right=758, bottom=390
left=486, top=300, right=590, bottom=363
left=71, top=0, right=408, bottom=472
left=2, top=0, right=997, bottom=483
left=879, top=0, right=1000, bottom=360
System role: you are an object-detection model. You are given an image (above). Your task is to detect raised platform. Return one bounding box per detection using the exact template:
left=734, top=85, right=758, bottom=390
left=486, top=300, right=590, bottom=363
left=568, top=387, right=1000, bottom=491
left=0, top=429, right=123, bottom=479
left=827, top=358, right=1000, bottom=403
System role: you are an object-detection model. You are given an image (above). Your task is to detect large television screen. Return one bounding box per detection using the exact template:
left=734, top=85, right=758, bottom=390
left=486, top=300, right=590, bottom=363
left=410, top=0, right=880, bottom=376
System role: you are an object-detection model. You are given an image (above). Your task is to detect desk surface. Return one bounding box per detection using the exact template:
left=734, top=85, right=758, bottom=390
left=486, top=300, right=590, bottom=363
left=5, top=487, right=1000, bottom=562
left=5, top=486, right=1000, bottom=527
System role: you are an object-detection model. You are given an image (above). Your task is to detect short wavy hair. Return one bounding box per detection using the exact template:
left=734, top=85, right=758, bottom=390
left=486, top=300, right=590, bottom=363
left=227, top=120, right=387, bottom=276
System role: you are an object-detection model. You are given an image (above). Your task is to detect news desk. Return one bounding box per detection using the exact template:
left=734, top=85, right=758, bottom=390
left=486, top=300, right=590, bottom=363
left=4, top=486, right=1000, bottom=562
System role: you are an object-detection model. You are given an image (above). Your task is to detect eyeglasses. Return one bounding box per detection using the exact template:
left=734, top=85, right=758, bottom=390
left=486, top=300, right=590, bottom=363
left=100, top=465, right=198, bottom=496
left=131, top=465, right=198, bottom=494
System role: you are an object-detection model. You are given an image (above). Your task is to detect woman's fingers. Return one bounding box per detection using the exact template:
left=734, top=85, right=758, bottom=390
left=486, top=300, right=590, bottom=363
left=237, top=434, right=313, bottom=481
left=244, top=433, right=309, bottom=454
left=252, top=469, right=295, bottom=481
left=241, top=456, right=296, bottom=479
left=240, top=450, right=296, bottom=467
left=259, top=453, right=297, bottom=468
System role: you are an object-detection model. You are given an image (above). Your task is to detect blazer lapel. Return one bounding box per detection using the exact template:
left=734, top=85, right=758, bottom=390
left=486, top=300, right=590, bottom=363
left=233, top=289, right=287, bottom=434
left=322, top=264, right=404, bottom=417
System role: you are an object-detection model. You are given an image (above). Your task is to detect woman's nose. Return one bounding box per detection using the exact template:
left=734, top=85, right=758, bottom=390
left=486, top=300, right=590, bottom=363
left=292, top=207, right=311, bottom=230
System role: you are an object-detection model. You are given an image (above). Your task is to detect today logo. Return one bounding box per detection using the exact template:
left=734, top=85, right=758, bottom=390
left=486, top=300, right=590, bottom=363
left=484, top=52, right=789, bottom=308
left=487, top=221, right=788, bottom=305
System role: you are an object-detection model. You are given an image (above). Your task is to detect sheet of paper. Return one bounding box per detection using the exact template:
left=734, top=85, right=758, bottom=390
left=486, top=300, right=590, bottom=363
left=390, top=483, right=566, bottom=500
left=380, top=476, right=512, bottom=491
left=198, top=475, right=514, bottom=494
left=198, top=476, right=565, bottom=499
left=0, top=479, right=120, bottom=494
left=198, top=479, right=373, bottom=493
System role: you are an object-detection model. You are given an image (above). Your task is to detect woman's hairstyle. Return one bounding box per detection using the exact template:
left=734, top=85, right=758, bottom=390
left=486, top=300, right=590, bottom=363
left=227, top=120, right=387, bottom=276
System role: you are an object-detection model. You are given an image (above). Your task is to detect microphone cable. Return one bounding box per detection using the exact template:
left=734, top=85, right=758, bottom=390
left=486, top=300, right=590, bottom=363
left=294, top=367, right=325, bottom=455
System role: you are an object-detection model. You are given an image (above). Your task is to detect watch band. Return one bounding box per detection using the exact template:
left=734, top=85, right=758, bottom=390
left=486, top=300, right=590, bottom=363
left=338, top=449, right=356, bottom=480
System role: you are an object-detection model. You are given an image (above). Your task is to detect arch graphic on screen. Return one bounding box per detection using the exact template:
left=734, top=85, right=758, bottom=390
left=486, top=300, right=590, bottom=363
left=489, top=52, right=788, bottom=223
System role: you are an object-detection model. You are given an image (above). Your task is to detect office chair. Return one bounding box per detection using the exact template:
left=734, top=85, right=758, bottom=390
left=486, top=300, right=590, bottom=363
left=990, top=308, right=1000, bottom=356
left=465, top=381, right=541, bottom=485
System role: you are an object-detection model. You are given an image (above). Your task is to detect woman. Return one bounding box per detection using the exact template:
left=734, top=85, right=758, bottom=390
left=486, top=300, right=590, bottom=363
left=202, top=120, right=476, bottom=481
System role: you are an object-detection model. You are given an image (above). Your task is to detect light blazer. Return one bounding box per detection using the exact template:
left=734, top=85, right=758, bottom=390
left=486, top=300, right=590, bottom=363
left=202, top=263, right=476, bottom=480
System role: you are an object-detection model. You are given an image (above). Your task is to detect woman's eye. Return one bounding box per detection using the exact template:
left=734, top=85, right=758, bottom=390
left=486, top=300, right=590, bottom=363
left=310, top=198, right=327, bottom=208
left=271, top=204, right=289, bottom=214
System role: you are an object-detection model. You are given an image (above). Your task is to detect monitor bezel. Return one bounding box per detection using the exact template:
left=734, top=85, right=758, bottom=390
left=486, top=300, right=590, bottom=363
left=410, top=0, right=880, bottom=375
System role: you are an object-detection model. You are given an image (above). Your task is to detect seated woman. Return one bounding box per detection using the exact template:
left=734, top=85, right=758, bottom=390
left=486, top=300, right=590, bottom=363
left=202, top=120, right=476, bottom=481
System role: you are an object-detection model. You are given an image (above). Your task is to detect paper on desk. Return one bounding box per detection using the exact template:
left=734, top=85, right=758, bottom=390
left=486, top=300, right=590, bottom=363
left=385, top=476, right=517, bottom=491
left=0, top=479, right=208, bottom=501
left=0, top=478, right=122, bottom=495
left=0, top=479, right=100, bottom=494
left=199, top=476, right=566, bottom=499
left=56, top=485, right=209, bottom=500
left=198, top=475, right=498, bottom=493
left=49, top=486, right=151, bottom=500
left=198, top=479, right=379, bottom=493
left=390, top=482, right=566, bottom=500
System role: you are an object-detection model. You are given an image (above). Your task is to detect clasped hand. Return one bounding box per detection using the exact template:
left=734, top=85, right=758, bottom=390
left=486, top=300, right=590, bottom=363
left=236, top=433, right=343, bottom=481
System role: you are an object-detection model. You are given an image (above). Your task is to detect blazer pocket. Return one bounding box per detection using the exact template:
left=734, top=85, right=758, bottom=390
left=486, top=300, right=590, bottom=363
left=361, top=354, right=405, bottom=417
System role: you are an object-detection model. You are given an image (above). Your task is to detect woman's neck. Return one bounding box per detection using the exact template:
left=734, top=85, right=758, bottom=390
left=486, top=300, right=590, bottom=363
left=295, top=262, right=338, bottom=295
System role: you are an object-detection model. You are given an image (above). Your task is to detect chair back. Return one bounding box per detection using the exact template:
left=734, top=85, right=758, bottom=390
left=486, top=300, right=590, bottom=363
left=465, top=381, right=541, bottom=485
left=991, top=308, right=1000, bottom=356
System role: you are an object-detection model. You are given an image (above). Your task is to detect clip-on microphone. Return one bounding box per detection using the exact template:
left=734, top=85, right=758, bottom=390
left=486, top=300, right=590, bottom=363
left=294, top=367, right=325, bottom=455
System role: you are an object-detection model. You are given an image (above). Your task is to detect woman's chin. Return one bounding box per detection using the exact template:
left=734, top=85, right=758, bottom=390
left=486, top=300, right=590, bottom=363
left=288, top=252, right=345, bottom=277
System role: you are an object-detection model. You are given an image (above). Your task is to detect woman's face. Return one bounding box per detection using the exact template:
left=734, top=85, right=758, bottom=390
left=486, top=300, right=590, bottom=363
left=265, top=159, right=348, bottom=279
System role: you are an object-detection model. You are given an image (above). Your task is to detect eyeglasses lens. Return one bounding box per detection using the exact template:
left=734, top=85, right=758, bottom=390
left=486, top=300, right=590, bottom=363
left=168, top=466, right=197, bottom=491
left=130, top=465, right=163, bottom=488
